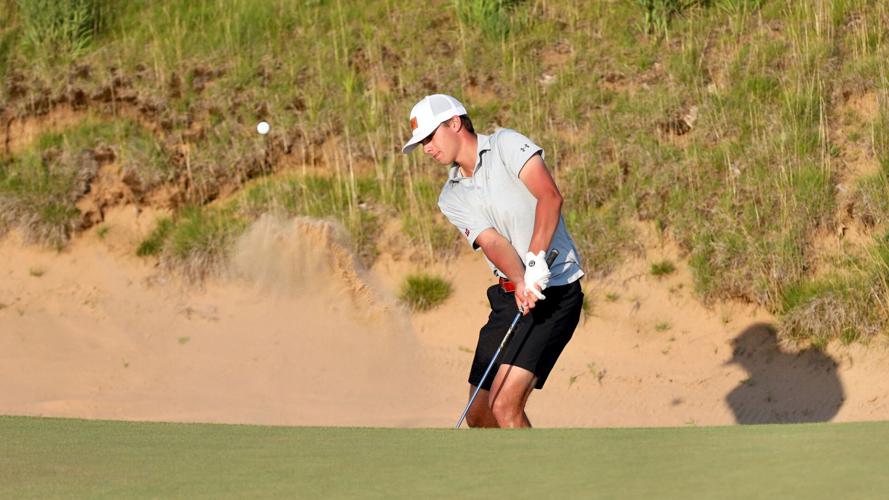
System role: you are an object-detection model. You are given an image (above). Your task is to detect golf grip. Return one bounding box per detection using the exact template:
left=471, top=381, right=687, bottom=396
left=545, top=248, right=559, bottom=268
left=454, top=248, right=559, bottom=429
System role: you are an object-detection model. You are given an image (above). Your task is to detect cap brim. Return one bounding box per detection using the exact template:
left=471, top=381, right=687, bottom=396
left=401, top=122, right=438, bottom=154
left=402, top=137, right=422, bottom=154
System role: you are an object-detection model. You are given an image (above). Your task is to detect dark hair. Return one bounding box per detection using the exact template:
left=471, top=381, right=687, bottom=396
left=433, top=115, right=474, bottom=140
left=459, top=115, right=475, bottom=134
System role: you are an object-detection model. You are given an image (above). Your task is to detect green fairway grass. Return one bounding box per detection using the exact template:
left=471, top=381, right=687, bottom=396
left=2, top=416, right=888, bottom=499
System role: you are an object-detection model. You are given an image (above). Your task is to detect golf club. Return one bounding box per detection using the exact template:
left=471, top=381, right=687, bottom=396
left=455, top=248, right=559, bottom=429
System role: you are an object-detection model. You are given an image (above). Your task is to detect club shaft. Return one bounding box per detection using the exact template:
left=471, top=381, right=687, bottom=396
left=454, top=312, right=522, bottom=429
left=454, top=249, right=559, bottom=429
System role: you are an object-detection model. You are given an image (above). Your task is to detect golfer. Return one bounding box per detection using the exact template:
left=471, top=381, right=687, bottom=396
left=402, top=94, right=584, bottom=428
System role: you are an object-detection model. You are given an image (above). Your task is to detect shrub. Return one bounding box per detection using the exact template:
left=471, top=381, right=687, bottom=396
left=400, top=274, right=452, bottom=311
left=160, top=207, right=247, bottom=282
left=650, top=260, right=676, bottom=277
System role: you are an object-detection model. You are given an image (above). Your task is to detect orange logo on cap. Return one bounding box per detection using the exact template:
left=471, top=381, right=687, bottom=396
left=410, top=117, right=418, bottom=131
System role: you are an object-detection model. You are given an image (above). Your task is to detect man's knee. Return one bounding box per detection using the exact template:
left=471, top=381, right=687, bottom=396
left=489, top=365, right=535, bottom=425
left=465, top=409, right=489, bottom=428
left=490, top=394, right=523, bottom=424
left=465, top=389, right=498, bottom=428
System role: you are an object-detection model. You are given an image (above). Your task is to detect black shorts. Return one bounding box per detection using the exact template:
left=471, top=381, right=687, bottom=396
left=469, top=280, right=583, bottom=391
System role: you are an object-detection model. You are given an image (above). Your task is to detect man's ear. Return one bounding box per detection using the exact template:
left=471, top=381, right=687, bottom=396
left=450, top=115, right=462, bottom=132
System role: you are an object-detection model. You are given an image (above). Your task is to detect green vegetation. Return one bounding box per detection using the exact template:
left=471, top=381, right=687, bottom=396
left=136, top=217, right=172, bottom=256
left=161, top=206, right=247, bottom=282
left=650, top=259, right=676, bottom=277
left=4, top=416, right=889, bottom=498
left=454, top=0, right=522, bottom=40
left=16, top=0, right=103, bottom=68
left=138, top=207, right=246, bottom=282
left=400, top=273, right=453, bottom=311
left=1, top=1, right=889, bottom=341
left=581, top=294, right=593, bottom=317
left=0, top=149, right=83, bottom=249
left=0, top=117, right=166, bottom=248
left=781, top=232, right=889, bottom=346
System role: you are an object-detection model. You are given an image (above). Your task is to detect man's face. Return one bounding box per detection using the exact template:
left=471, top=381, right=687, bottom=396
left=421, top=117, right=459, bottom=165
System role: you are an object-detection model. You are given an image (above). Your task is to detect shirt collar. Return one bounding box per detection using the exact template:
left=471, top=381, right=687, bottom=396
left=447, top=165, right=463, bottom=182
left=448, top=134, right=491, bottom=183
left=476, top=133, right=492, bottom=157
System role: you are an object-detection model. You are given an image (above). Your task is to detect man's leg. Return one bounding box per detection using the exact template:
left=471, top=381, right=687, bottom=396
left=464, top=386, right=499, bottom=428
left=489, top=364, right=537, bottom=428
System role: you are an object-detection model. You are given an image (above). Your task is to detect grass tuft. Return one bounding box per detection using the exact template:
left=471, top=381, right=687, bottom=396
left=399, top=274, right=452, bottom=311
left=136, top=217, right=174, bottom=257
left=781, top=234, right=889, bottom=343
left=161, top=206, right=247, bottom=283
left=650, top=260, right=676, bottom=277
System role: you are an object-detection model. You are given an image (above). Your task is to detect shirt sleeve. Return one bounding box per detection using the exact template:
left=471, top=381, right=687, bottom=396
left=438, top=187, right=491, bottom=250
left=496, top=129, right=544, bottom=178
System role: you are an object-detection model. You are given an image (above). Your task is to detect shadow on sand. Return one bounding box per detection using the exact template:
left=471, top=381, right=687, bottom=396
left=725, top=323, right=844, bottom=424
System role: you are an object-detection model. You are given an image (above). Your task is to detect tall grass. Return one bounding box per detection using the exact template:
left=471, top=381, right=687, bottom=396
left=0, top=151, right=84, bottom=248
left=637, top=0, right=702, bottom=37
left=782, top=233, right=889, bottom=345
left=16, top=0, right=102, bottom=68
left=0, top=0, right=15, bottom=83
left=160, top=206, right=247, bottom=283
left=0, top=117, right=162, bottom=248
left=454, top=0, right=521, bottom=40
left=3, top=1, right=889, bottom=339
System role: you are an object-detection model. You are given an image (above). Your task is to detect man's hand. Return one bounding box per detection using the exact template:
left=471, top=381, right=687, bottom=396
left=514, top=281, right=536, bottom=316
left=523, top=250, right=551, bottom=300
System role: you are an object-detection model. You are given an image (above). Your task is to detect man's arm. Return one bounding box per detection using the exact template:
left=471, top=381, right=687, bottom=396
left=475, top=229, right=523, bottom=284
left=475, top=228, right=536, bottom=314
left=518, top=154, right=563, bottom=255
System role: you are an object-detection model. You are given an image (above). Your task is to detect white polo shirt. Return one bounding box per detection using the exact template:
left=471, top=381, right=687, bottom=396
left=437, top=128, right=584, bottom=286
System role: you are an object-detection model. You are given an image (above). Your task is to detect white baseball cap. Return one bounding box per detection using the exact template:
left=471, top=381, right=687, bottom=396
left=401, top=94, right=468, bottom=154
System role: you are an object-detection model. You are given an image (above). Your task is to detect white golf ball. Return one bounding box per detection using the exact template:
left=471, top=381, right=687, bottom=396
left=256, top=121, right=270, bottom=135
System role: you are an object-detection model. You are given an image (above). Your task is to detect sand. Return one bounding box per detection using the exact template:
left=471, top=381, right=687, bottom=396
left=2, top=211, right=889, bottom=428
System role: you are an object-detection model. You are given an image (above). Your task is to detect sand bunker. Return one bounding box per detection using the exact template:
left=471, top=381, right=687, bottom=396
left=2, top=213, right=889, bottom=427
left=0, top=214, right=437, bottom=426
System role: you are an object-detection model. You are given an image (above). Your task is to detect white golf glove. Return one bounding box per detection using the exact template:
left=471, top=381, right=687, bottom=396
left=523, top=251, right=551, bottom=300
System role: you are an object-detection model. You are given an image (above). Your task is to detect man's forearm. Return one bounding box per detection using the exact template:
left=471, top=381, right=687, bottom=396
left=528, top=192, right=562, bottom=255
left=477, top=230, right=525, bottom=284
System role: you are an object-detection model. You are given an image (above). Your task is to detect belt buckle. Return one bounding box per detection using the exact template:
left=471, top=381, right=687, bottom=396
left=499, top=277, right=516, bottom=294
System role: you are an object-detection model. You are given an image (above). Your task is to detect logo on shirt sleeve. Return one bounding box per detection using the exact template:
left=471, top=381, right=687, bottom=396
left=464, top=228, right=470, bottom=237
left=520, top=143, right=530, bottom=152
